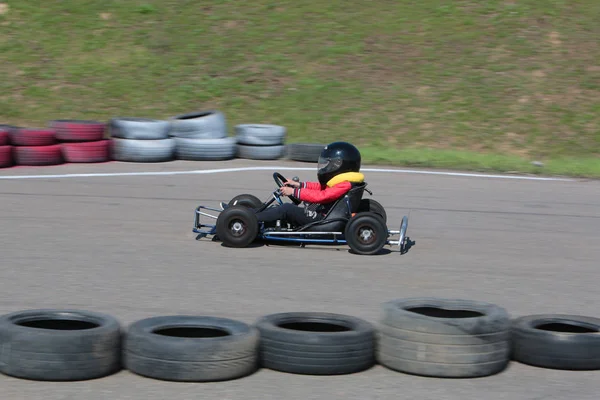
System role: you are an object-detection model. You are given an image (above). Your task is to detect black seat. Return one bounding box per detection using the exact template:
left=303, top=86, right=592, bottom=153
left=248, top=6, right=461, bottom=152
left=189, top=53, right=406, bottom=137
left=295, top=182, right=367, bottom=233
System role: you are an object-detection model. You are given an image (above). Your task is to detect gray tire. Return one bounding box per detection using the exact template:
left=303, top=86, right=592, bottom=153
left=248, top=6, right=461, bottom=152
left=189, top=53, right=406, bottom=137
left=111, top=137, right=175, bottom=162
left=123, top=315, right=259, bottom=382
left=237, top=144, right=286, bottom=160
left=175, top=137, right=236, bottom=161
left=0, top=309, right=122, bottom=381
left=169, top=110, right=227, bottom=139
left=109, top=117, right=170, bottom=140
left=376, top=298, right=511, bottom=378
left=235, top=124, right=286, bottom=146
left=255, top=312, right=375, bottom=375
left=287, top=143, right=325, bottom=162
left=511, top=314, right=600, bottom=370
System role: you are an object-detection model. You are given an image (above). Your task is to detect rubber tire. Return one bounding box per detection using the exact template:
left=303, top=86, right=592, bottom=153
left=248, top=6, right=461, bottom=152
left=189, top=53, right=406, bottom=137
left=511, top=314, right=600, bottom=370
left=255, top=312, right=375, bottom=375
left=377, top=297, right=511, bottom=378
left=61, top=140, right=110, bottom=163
left=236, top=144, right=286, bottom=160
left=235, top=124, right=286, bottom=146
left=111, top=137, right=175, bottom=163
left=123, top=315, right=259, bottom=382
left=357, top=199, right=387, bottom=223
left=228, top=194, right=263, bottom=209
left=287, top=143, right=325, bottom=162
left=0, top=129, right=9, bottom=146
left=344, top=212, right=388, bottom=255
left=174, top=137, right=236, bottom=161
left=10, top=129, right=57, bottom=147
left=13, top=145, right=63, bottom=166
left=109, top=117, right=170, bottom=140
left=0, top=309, right=122, bottom=381
left=50, top=120, right=106, bottom=142
left=216, top=205, right=259, bottom=248
left=169, top=110, right=227, bottom=139
left=0, top=145, right=12, bottom=168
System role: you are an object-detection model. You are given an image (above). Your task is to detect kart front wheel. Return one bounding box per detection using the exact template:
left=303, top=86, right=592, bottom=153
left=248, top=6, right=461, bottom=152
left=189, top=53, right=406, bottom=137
left=228, top=193, right=262, bottom=209
left=216, top=206, right=259, bottom=248
left=344, top=212, right=387, bottom=255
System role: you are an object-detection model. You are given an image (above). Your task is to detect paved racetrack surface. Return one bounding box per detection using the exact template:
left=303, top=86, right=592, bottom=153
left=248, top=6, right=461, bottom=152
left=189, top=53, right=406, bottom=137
left=1, top=160, right=599, bottom=400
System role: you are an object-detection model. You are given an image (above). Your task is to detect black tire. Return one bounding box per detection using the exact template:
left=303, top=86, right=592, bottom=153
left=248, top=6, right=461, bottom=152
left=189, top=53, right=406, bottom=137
left=255, top=312, right=375, bottom=375
left=377, top=298, right=511, bottom=378
left=344, top=212, right=388, bottom=255
left=511, top=314, right=600, bottom=370
left=0, top=309, right=122, bottom=381
left=216, top=205, right=259, bottom=248
left=229, top=194, right=263, bottom=209
left=357, top=198, right=387, bottom=223
left=123, top=315, right=259, bottom=382
left=287, top=143, right=325, bottom=162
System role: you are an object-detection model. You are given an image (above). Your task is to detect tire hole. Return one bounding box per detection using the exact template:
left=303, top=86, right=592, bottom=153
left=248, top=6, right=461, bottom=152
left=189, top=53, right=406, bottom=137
left=18, top=319, right=100, bottom=330
left=153, top=327, right=230, bottom=338
left=406, top=307, right=484, bottom=319
left=279, top=322, right=351, bottom=332
left=534, top=322, right=598, bottom=333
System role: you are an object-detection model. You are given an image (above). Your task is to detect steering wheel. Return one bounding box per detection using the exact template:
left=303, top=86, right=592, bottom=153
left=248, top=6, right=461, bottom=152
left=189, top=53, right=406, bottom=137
left=273, top=172, right=302, bottom=205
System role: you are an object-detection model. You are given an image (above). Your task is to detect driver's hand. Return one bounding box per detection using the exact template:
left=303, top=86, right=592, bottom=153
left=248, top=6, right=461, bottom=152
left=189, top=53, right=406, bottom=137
left=280, top=186, right=295, bottom=196
left=284, top=180, right=300, bottom=188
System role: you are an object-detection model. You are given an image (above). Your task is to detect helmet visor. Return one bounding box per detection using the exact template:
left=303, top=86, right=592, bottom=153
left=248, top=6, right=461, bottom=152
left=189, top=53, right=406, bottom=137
left=318, top=156, right=342, bottom=174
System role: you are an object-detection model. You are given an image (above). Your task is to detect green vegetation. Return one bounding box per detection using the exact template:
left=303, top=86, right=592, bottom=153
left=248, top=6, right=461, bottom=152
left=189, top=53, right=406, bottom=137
left=1, top=0, right=598, bottom=176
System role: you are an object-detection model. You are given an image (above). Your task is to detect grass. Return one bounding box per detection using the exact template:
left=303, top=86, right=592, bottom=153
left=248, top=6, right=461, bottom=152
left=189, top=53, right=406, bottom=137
left=0, top=0, right=599, bottom=177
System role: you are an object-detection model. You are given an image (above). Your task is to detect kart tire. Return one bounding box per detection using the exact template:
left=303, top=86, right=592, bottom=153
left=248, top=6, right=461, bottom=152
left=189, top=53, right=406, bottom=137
left=228, top=194, right=263, bottom=209
left=0, top=145, right=12, bottom=168
left=235, top=124, right=286, bottom=146
left=13, top=145, right=64, bottom=166
left=49, top=120, right=107, bottom=142
left=236, top=144, right=286, bottom=160
left=0, top=309, right=122, bottom=381
left=357, top=199, right=387, bottom=223
left=287, top=143, right=325, bottom=163
left=61, top=140, right=111, bottom=163
left=255, top=312, right=375, bottom=375
left=108, top=117, right=170, bottom=140
left=216, top=205, right=259, bottom=248
left=169, top=110, right=227, bottom=139
left=376, top=297, right=511, bottom=378
left=123, top=315, right=259, bottom=382
left=10, top=128, right=57, bottom=147
left=344, top=212, right=388, bottom=255
left=0, top=129, right=9, bottom=145
left=174, top=137, right=236, bottom=161
left=511, top=314, right=600, bottom=370
left=111, top=137, right=175, bottom=163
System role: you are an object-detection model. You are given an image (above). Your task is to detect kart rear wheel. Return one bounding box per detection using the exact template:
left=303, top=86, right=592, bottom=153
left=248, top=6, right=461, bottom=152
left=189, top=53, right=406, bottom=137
left=357, top=199, right=387, bottom=223
left=228, top=194, right=262, bottom=209
left=344, top=212, right=387, bottom=255
left=216, top=206, right=259, bottom=248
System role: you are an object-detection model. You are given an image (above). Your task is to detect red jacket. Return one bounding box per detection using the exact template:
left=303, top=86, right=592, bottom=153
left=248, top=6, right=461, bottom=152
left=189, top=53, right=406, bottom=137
left=293, top=181, right=352, bottom=204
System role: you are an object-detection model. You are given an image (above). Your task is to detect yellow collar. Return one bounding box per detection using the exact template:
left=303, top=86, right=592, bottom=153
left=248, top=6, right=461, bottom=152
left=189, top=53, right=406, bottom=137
left=326, top=172, right=364, bottom=187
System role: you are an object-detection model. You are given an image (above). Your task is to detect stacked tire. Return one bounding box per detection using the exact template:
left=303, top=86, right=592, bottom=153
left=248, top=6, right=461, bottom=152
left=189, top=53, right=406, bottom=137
left=109, top=118, right=174, bottom=162
left=169, top=110, right=236, bottom=161
left=235, top=124, right=287, bottom=160
left=9, top=127, right=63, bottom=166
left=0, top=125, right=13, bottom=168
left=50, top=120, right=110, bottom=163
left=287, top=143, right=326, bottom=163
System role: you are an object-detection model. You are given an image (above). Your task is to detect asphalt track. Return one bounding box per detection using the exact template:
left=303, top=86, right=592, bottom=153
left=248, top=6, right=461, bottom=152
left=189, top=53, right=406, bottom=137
left=1, top=159, right=599, bottom=400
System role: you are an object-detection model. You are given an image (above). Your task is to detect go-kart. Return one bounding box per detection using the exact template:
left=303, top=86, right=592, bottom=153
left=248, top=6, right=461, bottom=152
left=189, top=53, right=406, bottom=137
left=192, top=172, right=415, bottom=255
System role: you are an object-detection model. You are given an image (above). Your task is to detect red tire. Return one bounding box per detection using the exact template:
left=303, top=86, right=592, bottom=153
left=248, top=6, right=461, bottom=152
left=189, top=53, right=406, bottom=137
left=10, top=128, right=57, bottom=146
left=0, top=129, right=9, bottom=146
left=50, top=120, right=107, bottom=142
left=13, top=145, right=63, bottom=166
left=61, top=140, right=111, bottom=163
left=0, top=145, right=12, bottom=168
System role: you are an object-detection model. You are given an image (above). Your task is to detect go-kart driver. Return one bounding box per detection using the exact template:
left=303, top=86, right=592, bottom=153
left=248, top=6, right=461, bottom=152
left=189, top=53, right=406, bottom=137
left=221, top=141, right=365, bottom=227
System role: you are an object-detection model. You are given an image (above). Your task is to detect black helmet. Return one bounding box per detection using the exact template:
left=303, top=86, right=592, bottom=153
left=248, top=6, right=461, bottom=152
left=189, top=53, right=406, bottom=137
left=317, top=141, right=361, bottom=185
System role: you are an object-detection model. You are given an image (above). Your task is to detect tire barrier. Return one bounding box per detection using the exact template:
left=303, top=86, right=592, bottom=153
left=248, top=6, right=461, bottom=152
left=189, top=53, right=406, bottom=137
left=0, top=110, right=329, bottom=169
left=0, top=300, right=598, bottom=382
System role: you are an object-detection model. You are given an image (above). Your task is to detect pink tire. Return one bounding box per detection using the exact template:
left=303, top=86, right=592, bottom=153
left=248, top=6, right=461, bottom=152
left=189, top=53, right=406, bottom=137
left=50, top=120, right=107, bottom=142
left=10, top=129, right=57, bottom=147
left=61, top=140, right=110, bottom=163
left=13, top=145, right=63, bottom=166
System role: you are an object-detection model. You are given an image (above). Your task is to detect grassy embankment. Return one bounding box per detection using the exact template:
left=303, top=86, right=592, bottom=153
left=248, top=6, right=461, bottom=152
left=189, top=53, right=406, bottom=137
left=1, top=1, right=598, bottom=176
